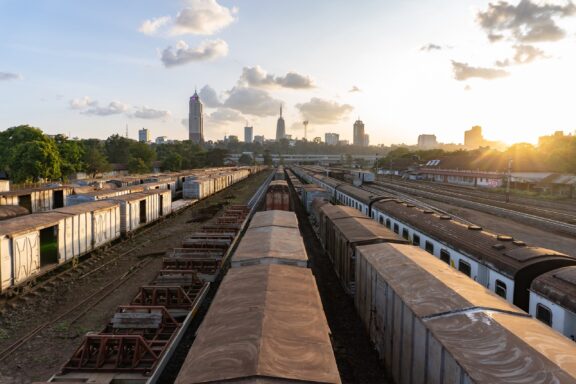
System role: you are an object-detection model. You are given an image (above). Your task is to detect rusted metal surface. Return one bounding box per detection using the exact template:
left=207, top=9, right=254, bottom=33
left=249, top=210, right=299, bottom=229
left=175, top=264, right=341, bottom=384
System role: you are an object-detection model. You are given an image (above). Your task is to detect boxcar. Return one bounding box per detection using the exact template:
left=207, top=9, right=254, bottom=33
left=0, top=186, right=73, bottom=212
left=174, top=264, right=341, bottom=384
left=248, top=210, right=299, bottom=230
left=107, top=190, right=171, bottom=235
left=301, top=184, right=330, bottom=213
left=0, top=205, right=29, bottom=221
left=265, top=180, right=291, bottom=211
left=355, top=242, right=576, bottom=383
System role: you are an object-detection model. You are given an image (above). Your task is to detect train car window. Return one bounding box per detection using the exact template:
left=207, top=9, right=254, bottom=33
left=536, top=304, right=552, bottom=326
left=413, top=234, right=420, bottom=246
left=458, top=260, right=471, bottom=277
left=495, top=280, right=507, bottom=299
left=425, top=241, right=434, bottom=254
left=402, top=228, right=409, bottom=240
left=393, top=223, right=399, bottom=234
left=386, top=218, right=391, bottom=229
left=440, top=250, right=450, bottom=264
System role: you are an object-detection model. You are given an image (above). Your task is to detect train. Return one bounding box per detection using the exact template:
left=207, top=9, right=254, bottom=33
left=264, top=180, right=291, bottom=211
left=286, top=172, right=576, bottom=382
left=293, top=165, right=576, bottom=340
left=175, top=210, right=341, bottom=384
left=0, top=166, right=265, bottom=296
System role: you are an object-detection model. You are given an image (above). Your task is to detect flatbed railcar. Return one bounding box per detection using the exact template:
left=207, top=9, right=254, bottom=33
left=295, top=165, right=576, bottom=340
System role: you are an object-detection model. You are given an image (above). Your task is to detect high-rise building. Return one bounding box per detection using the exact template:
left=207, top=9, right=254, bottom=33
left=353, top=119, right=365, bottom=146
left=276, top=105, right=285, bottom=141
left=155, top=136, right=168, bottom=145
left=325, top=132, right=339, bottom=145
left=189, top=91, right=204, bottom=144
left=464, top=126, right=484, bottom=149
left=364, top=134, right=370, bottom=147
left=244, top=126, right=253, bottom=143
left=417, top=134, right=438, bottom=149
left=254, top=135, right=265, bottom=144
left=138, top=128, right=150, bottom=143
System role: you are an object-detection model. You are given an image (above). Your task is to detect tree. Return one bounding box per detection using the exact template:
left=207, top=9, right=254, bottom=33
left=54, top=135, right=85, bottom=177
left=128, top=158, right=150, bottom=174
left=263, top=149, right=273, bottom=166
left=162, top=152, right=183, bottom=171
left=105, top=134, right=132, bottom=164
left=129, top=141, right=156, bottom=170
left=11, top=140, right=62, bottom=182
left=0, top=125, right=48, bottom=172
left=238, top=153, right=254, bottom=165
left=204, top=148, right=229, bottom=167
left=83, top=146, right=111, bottom=178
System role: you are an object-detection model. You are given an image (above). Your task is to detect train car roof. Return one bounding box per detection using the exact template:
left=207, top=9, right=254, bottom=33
left=356, top=243, right=522, bottom=317
left=269, top=180, right=289, bottom=187
left=0, top=205, right=29, bottom=220
left=232, top=227, right=308, bottom=264
left=319, top=204, right=365, bottom=221
left=332, top=217, right=408, bottom=245
left=175, top=264, right=340, bottom=384
left=0, top=185, right=73, bottom=197
left=249, top=210, right=299, bottom=230
left=336, top=184, right=375, bottom=204
left=44, top=200, right=118, bottom=215
left=312, top=173, right=342, bottom=188
left=0, top=212, right=68, bottom=236
left=531, top=266, right=576, bottom=314
left=372, top=199, right=576, bottom=278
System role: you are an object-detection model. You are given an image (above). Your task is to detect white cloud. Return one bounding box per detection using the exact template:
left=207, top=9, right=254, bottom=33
left=138, top=16, right=171, bottom=35
left=295, top=97, right=353, bottom=124
left=420, top=43, right=443, bottom=51
left=349, top=85, right=361, bottom=93
left=0, top=72, right=22, bottom=81
left=452, top=61, right=510, bottom=81
left=495, top=44, right=549, bottom=67
left=198, top=85, right=223, bottom=108
left=173, top=0, right=238, bottom=35
left=207, top=108, right=245, bottom=126
left=239, top=65, right=315, bottom=89
left=69, top=96, right=97, bottom=110
left=223, top=87, right=282, bottom=117
left=83, top=101, right=130, bottom=116
left=161, top=39, right=228, bottom=67
left=133, top=106, right=171, bottom=119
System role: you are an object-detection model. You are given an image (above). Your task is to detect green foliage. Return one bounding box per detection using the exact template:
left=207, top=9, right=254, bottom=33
left=82, top=140, right=111, bottom=178
left=238, top=153, right=254, bottom=165
left=0, top=125, right=46, bottom=171
left=54, top=134, right=85, bottom=177
left=127, top=157, right=150, bottom=174
left=11, top=140, right=62, bottom=182
left=162, top=152, right=183, bottom=171
left=104, top=134, right=132, bottom=163
left=263, top=149, right=273, bottom=166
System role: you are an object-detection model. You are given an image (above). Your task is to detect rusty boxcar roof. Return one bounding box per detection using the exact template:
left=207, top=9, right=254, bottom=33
left=0, top=185, right=73, bottom=197
left=249, top=210, right=299, bottom=229
left=372, top=199, right=576, bottom=278
left=332, top=217, right=407, bottom=245
left=319, top=204, right=365, bottom=221
left=232, top=226, right=308, bottom=264
left=531, top=266, right=576, bottom=314
left=174, top=264, right=341, bottom=384
left=269, top=180, right=289, bottom=187
left=0, top=205, right=29, bottom=220
left=357, top=243, right=522, bottom=317
left=425, top=311, right=576, bottom=383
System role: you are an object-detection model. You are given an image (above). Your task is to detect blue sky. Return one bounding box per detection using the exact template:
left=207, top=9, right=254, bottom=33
left=1, top=0, right=576, bottom=145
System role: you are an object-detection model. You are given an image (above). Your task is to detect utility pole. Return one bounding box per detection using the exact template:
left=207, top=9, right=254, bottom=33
left=506, top=158, right=513, bottom=203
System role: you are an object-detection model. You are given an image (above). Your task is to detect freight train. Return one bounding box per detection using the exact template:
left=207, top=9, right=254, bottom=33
left=293, top=165, right=576, bottom=340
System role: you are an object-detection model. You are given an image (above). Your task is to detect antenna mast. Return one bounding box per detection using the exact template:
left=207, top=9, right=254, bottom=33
left=303, top=121, right=309, bottom=140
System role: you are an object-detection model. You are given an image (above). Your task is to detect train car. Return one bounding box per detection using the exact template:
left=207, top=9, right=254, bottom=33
left=274, top=165, right=286, bottom=180
left=350, top=169, right=375, bottom=184
left=355, top=242, right=576, bottom=383
left=316, top=204, right=366, bottom=249
left=265, top=180, right=290, bottom=211
left=66, top=185, right=144, bottom=206
left=107, top=190, right=172, bottom=236
left=0, top=201, right=121, bottom=294
left=301, top=184, right=330, bottom=213
left=530, top=266, right=576, bottom=339
left=0, top=185, right=73, bottom=212
left=230, top=215, right=308, bottom=268
left=0, top=205, right=29, bottom=221
left=174, top=264, right=341, bottom=384
left=248, top=209, right=299, bottom=229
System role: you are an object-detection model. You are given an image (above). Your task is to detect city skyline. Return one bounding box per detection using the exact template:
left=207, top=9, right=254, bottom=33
left=1, top=1, right=576, bottom=145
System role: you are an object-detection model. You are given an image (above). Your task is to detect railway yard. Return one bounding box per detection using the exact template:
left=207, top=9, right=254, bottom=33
left=1, top=164, right=576, bottom=383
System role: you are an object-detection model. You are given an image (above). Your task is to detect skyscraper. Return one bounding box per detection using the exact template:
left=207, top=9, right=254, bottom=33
left=138, top=128, right=150, bottom=143
left=353, top=119, right=365, bottom=146
left=275, top=105, right=285, bottom=141
left=244, top=126, right=253, bottom=143
left=189, top=91, right=204, bottom=144
left=325, top=132, right=339, bottom=145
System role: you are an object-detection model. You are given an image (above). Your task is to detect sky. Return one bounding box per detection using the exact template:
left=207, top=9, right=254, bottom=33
left=1, top=0, right=576, bottom=146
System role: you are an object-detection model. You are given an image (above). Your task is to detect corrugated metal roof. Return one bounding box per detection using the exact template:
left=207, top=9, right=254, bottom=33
left=332, top=217, right=406, bottom=244
left=249, top=211, right=299, bottom=229
left=175, top=265, right=340, bottom=384
left=232, top=227, right=307, bottom=264
left=0, top=212, right=65, bottom=236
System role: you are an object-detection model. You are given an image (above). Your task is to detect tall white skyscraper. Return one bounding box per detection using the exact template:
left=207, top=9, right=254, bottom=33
left=244, top=126, right=253, bottom=143
left=189, top=91, right=204, bottom=144
left=275, top=105, right=285, bottom=141
left=353, top=119, right=365, bottom=146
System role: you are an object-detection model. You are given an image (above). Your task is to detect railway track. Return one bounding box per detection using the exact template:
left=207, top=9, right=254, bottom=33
left=370, top=181, right=576, bottom=236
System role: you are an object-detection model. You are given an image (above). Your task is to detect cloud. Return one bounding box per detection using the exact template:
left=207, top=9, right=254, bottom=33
left=207, top=108, right=245, bottom=126
left=83, top=101, right=129, bottom=116
left=161, top=39, right=228, bottom=67
left=138, top=16, right=171, bottom=35
left=0, top=72, right=22, bottom=81
left=223, top=87, right=282, bottom=117
left=349, top=85, right=361, bottom=93
left=495, top=44, right=548, bottom=67
left=452, top=61, right=510, bottom=81
left=295, top=97, right=353, bottom=124
left=239, top=65, right=315, bottom=89
left=476, top=0, right=576, bottom=43
left=133, top=106, right=171, bottom=119
left=173, top=0, right=237, bottom=35
left=69, top=96, right=97, bottom=110
left=198, top=85, right=223, bottom=108
left=420, top=43, right=443, bottom=51
left=181, top=118, right=188, bottom=127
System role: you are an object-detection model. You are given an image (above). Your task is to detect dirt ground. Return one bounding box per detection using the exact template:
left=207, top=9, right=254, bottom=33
left=420, top=198, right=576, bottom=255
left=0, top=171, right=270, bottom=384
left=290, top=187, right=390, bottom=383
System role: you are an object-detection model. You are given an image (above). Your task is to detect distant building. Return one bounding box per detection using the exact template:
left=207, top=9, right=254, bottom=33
left=228, top=135, right=239, bottom=143
left=417, top=134, right=438, bottom=149
left=275, top=105, right=285, bottom=141
left=339, top=139, right=350, bottom=145
left=464, top=126, right=484, bottom=149
left=353, top=119, right=365, bottom=146
left=155, top=136, right=168, bottom=145
left=189, top=90, right=204, bottom=144
left=364, top=133, right=370, bottom=147
left=325, top=132, right=339, bottom=145
left=244, top=126, right=253, bottom=143
left=254, top=135, right=265, bottom=144
left=138, top=128, right=150, bottom=143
